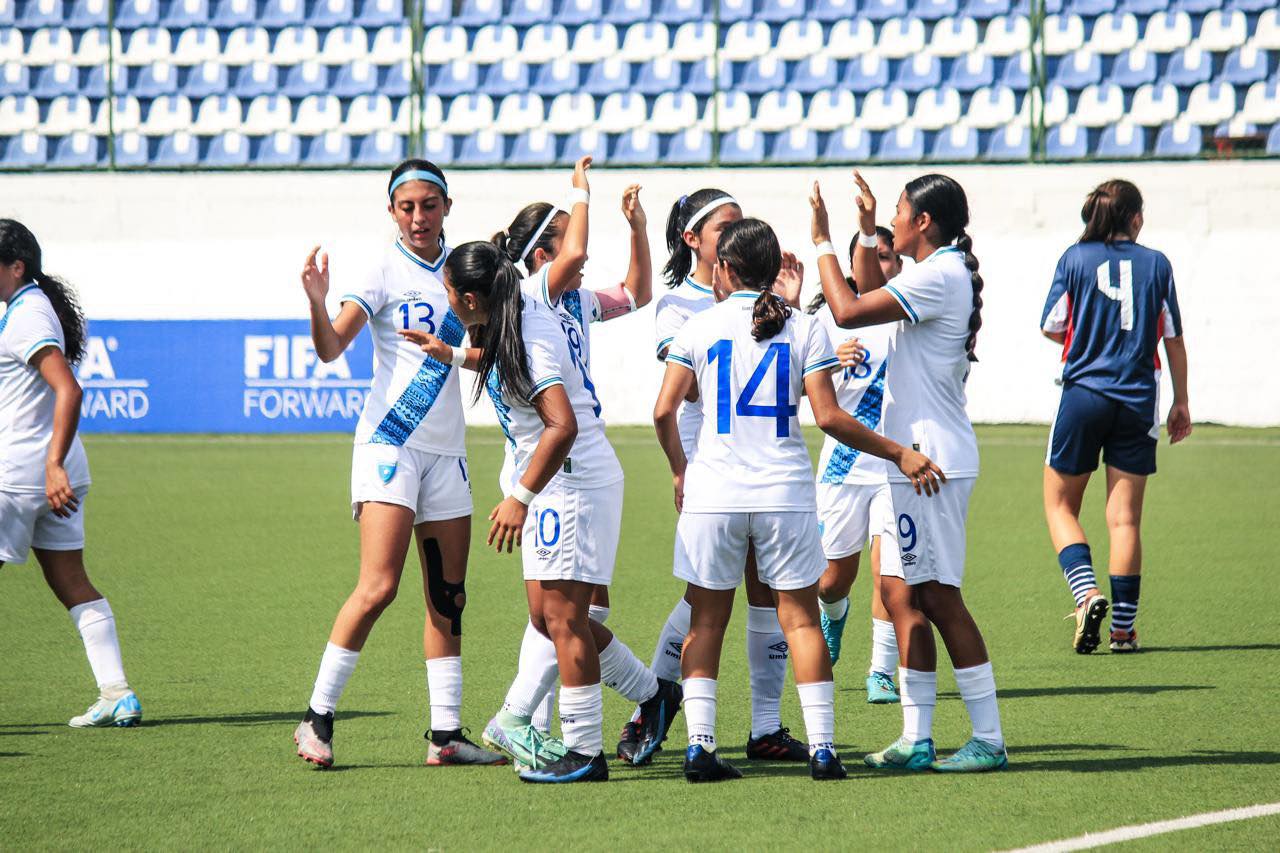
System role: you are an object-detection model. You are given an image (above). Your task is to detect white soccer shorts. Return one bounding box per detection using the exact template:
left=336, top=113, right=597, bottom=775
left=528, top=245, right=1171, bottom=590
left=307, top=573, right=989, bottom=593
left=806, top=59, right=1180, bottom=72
left=674, top=510, right=825, bottom=591
left=522, top=479, right=624, bottom=586
left=816, top=481, right=892, bottom=561
left=0, top=487, right=88, bottom=564
left=879, top=478, right=976, bottom=588
left=351, top=444, right=473, bottom=524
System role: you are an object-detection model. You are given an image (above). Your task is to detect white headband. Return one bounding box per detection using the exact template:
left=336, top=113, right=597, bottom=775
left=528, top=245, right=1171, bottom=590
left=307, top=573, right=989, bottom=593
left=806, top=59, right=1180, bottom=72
left=520, top=204, right=560, bottom=262
left=685, top=196, right=739, bottom=237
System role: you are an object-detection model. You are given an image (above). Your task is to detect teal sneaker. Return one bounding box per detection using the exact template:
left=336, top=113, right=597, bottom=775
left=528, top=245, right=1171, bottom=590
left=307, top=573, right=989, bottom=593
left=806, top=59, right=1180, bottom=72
left=866, top=671, right=901, bottom=704
left=864, top=736, right=935, bottom=771
left=482, top=711, right=567, bottom=771
left=69, top=690, right=142, bottom=728
left=931, top=737, right=1008, bottom=773
left=820, top=609, right=849, bottom=665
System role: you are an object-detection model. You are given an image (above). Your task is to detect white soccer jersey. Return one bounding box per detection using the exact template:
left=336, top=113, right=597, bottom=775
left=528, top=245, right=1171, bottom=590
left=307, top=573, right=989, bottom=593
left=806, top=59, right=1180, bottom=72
left=523, top=265, right=604, bottom=366
left=340, top=240, right=466, bottom=456
left=667, top=291, right=838, bottom=513
left=488, top=297, right=622, bottom=490
left=814, top=306, right=894, bottom=485
left=0, top=283, right=90, bottom=493
left=654, top=276, right=715, bottom=451
left=880, top=246, right=980, bottom=481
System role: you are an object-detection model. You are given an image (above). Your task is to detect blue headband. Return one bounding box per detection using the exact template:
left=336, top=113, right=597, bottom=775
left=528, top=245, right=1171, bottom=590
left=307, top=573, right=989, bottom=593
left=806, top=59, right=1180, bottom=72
left=388, top=169, right=448, bottom=200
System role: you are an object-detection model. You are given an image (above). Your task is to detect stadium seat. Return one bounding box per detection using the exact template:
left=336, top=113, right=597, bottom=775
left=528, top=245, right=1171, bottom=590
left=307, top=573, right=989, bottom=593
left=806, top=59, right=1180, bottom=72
left=384, top=63, right=414, bottom=98
left=758, top=0, right=805, bottom=21
left=120, top=27, right=172, bottom=65
left=670, top=21, right=715, bottom=61
left=981, top=15, right=1030, bottom=57
left=842, top=55, right=890, bottom=94
left=770, top=126, right=818, bottom=161
left=455, top=129, right=505, bottom=165
left=655, top=0, right=705, bottom=23
left=964, top=0, right=1010, bottom=18
left=456, top=0, right=501, bottom=26
left=110, top=131, right=148, bottom=165
left=399, top=94, right=436, bottom=131
left=791, top=55, right=839, bottom=94
left=1268, top=123, right=1280, bottom=155
left=442, top=93, right=495, bottom=135
left=41, top=95, right=92, bottom=134
left=1141, top=12, right=1192, bottom=54
left=141, top=95, right=193, bottom=135
left=1240, top=80, right=1280, bottom=126
left=0, top=63, right=28, bottom=96
left=163, top=0, right=209, bottom=27
left=804, top=88, right=856, bottom=131
left=293, top=93, right=342, bottom=133
left=507, top=0, right=554, bottom=25
left=1154, top=119, right=1201, bottom=155
left=1074, top=83, right=1124, bottom=126
left=433, top=61, right=481, bottom=98
left=1088, top=13, right=1138, bottom=55
left=4, top=132, right=48, bottom=167
left=414, top=129, right=451, bottom=163
left=773, top=19, right=825, bottom=61
left=356, top=0, right=403, bottom=27
left=421, top=24, right=467, bottom=64
left=24, top=25, right=71, bottom=63
left=929, top=125, right=979, bottom=160
left=738, top=56, right=787, bottom=94
left=559, top=127, right=609, bottom=163
left=821, top=125, right=872, bottom=161
left=811, top=0, right=856, bottom=21
left=919, top=0, right=961, bottom=19
left=964, top=85, right=1018, bottom=128
left=664, top=126, right=711, bottom=163
left=1184, top=81, right=1236, bottom=126
left=928, top=17, right=980, bottom=57
left=1198, top=10, right=1246, bottom=53
left=281, top=62, right=327, bottom=98
left=569, top=23, right=619, bottom=64
left=368, top=26, right=408, bottom=65
left=66, top=0, right=107, bottom=29
left=1226, top=0, right=1273, bottom=11
left=495, top=92, right=545, bottom=133
left=232, top=62, right=278, bottom=98
left=211, top=0, right=255, bottom=27
left=704, top=90, right=751, bottom=130
left=876, top=126, right=926, bottom=161
left=129, top=62, right=180, bottom=97
left=259, top=0, right=304, bottom=30
left=255, top=131, right=303, bottom=166
left=343, top=93, right=393, bottom=135
left=584, top=58, right=632, bottom=95
left=319, top=26, right=368, bottom=65
left=303, top=131, right=352, bottom=165
left=172, top=27, right=220, bottom=65
left=721, top=21, right=772, bottom=61
left=1052, top=50, right=1102, bottom=89
left=686, top=57, right=732, bottom=95
left=1037, top=83, right=1071, bottom=125
left=483, top=59, right=531, bottom=97
left=507, top=128, right=558, bottom=164
left=420, top=0, right=449, bottom=25
left=306, top=0, right=352, bottom=24
left=753, top=89, right=804, bottom=132
left=0, top=28, right=23, bottom=65
left=71, top=27, right=114, bottom=65
left=92, top=96, right=142, bottom=132
left=191, top=93, right=242, bottom=134
left=1095, top=120, right=1145, bottom=156
left=17, top=0, right=62, bottom=29
left=634, top=56, right=682, bottom=94
left=1044, top=15, right=1085, bottom=56
left=911, top=86, right=962, bottom=130
left=331, top=60, right=378, bottom=97
left=222, top=27, right=270, bottom=64
left=893, top=55, right=943, bottom=94
left=1212, top=115, right=1256, bottom=140
left=546, top=93, right=597, bottom=132
left=611, top=127, right=661, bottom=163
left=1129, top=83, right=1179, bottom=125
left=242, top=93, right=293, bottom=134
left=1254, top=9, right=1280, bottom=50
left=51, top=131, right=99, bottom=166
left=1165, top=46, right=1213, bottom=88
left=151, top=131, right=199, bottom=166
left=719, top=127, right=766, bottom=164
left=596, top=91, right=647, bottom=133
left=877, top=18, right=926, bottom=59
left=619, top=21, right=669, bottom=62
left=648, top=90, right=698, bottom=132
left=947, top=54, right=995, bottom=92
left=1000, top=52, right=1031, bottom=89
left=1046, top=122, right=1088, bottom=157
left=560, top=0, right=604, bottom=24
left=1108, top=48, right=1156, bottom=88
left=984, top=123, right=1027, bottom=158
left=1066, top=0, right=1112, bottom=14
left=532, top=58, right=581, bottom=96
left=823, top=18, right=874, bottom=58
left=30, top=63, right=77, bottom=98
left=521, top=23, right=569, bottom=64
left=859, top=88, right=909, bottom=131
left=718, top=0, right=754, bottom=22
left=606, top=0, right=654, bottom=25
left=1220, top=45, right=1269, bottom=87
left=1013, top=0, right=1061, bottom=12
left=863, top=0, right=910, bottom=22
left=471, top=24, right=519, bottom=65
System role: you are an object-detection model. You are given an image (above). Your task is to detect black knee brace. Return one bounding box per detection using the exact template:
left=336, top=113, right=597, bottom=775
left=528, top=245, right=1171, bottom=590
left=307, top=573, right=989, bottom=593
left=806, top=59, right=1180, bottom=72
left=424, top=538, right=465, bottom=636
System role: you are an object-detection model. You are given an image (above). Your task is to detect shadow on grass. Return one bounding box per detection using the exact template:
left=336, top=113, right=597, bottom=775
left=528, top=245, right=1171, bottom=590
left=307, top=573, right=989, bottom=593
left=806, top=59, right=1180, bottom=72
left=0, top=730, right=48, bottom=737
left=939, top=684, right=1213, bottom=700
left=1143, top=643, right=1280, bottom=653
left=0, top=710, right=393, bottom=729
left=0, top=752, right=31, bottom=758
left=1007, top=749, right=1280, bottom=774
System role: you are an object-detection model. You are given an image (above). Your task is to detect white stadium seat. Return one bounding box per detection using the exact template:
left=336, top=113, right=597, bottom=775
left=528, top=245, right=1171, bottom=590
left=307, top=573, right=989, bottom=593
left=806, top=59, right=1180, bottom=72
left=120, top=27, right=172, bottom=66
left=293, top=94, right=343, bottom=133
left=192, top=94, right=243, bottom=135
left=568, top=23, right=619, bottom=64
left=1198, top=11, right=1247, bottom=53
left=441, top=93, right=495, bottom=135
left=1044, top=14, right=1084, bottom=56
left=1074, top=83, right=1124, bottom=127
left=1130, top=83, right=1180, bottom=126
left=422, top=25, right=468, bottom=64
left=272, top=27, right=319, bottom=65
left=141, top=95, right=194, bottom=135
left=74, top=28, right=120, bottom=66
left=40, top=95, right=93, bottom=135
left=1240, top=80, right=1280, bottom=125
left=596, top=91, right=647, bottom=132
left=369, top=26, right=409, bottom=65
left=877, top=18, right=925, bottom=59
left=520, top=24, right=569, bottom=64
left=172, top=27, right=219, bottom=65
left=752, top=89, right=804, bottom=132
left=1088, top=13, right=1138, bottom=56
left=620, top=21, right=669, bottom=62
left=1184, top=82, right=1237, bottom=126
left=343, top=93, right=393, bottom=134
left=703, top=90, right=751, bottom=131
left=319, top=26, right=368, bottom=65
left=979, top=15, right=1029, bottom=58
left=92, top=96, right=142, bottom=133
left=470, top=24, right=519, bottom=65
left=1255, top=9, right=1280, bottom=51
left=773, top=19, right=824, bottom=61
left=911, top=86, right=962, bottom=130
left=1141, top=11, right=1192, bottom=54
left=928, top=16, right=979, bottom=58
left=823, top=18, right=874, bottom=59
left=804, top=88, right=856, bottom=131
left=545, top=92, right=597, bottom=132
left=242, top=94, right=294, bottom=135
left=0, top=29, right=22, bottom=65
left=648, top=91, right=699, bottom=132
left=25, top=27, right=73, bottom=64
left=495, top=92, right=545, bottom=133
left=669, top=21, right=715, bottom=61
left=964, top=85, right=1017, bottom=129
left=222, top=27, right=270, bottom=64
left=858, top=87, right=909, bottom=130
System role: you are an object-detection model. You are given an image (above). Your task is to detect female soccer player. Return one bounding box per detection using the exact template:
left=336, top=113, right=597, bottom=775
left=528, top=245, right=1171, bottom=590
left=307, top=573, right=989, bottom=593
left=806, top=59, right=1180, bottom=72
left=622, top=190, right=812, bottom=765
left=0, top=219, right=142, bottom=728
left=1040, top=179, right=1191, bottom=654
left=291, top=160, right=505, bottom=769
left=811, top=171, right=1007, bottom=773
left=654, top=217, right=943, bottom=783
left=434, top=241, right=680, bottom=783
left=809, top=226, right=905, bottom=704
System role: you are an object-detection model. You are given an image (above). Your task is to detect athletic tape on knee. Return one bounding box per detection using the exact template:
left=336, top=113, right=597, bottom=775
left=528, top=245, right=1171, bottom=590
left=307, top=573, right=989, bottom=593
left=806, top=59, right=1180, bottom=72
left=424, top=538, right=465, bottom=636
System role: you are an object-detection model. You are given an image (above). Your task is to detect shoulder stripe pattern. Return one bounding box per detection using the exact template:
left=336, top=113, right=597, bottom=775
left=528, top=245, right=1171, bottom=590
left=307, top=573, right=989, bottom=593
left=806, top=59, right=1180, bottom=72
left=820, top=359, right=888, bottom=484
left=656, top=336, right=675, bottom=358
left=485, top=369, right=517, bottom=448
left=532, top=375, right=565, bottom=393
left=884, top=285, right=919, bottom=324
left=666, top=352, right=694, bottom=368
left=23, top=337, right=61, bottom=361
left=803, top=356, right=841, bottom=376
left=341, top=294, right=374, bottom=318
left=369, top=308, right=466, bottom=446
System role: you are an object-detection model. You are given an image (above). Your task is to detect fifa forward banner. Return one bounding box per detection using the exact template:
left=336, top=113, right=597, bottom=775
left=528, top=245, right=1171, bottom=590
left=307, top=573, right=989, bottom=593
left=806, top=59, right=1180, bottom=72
left=77, top=320, right=375, bottom=433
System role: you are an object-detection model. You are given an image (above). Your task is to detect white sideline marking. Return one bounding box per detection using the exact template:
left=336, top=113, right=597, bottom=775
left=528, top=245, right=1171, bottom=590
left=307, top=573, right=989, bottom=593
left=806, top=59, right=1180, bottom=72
left=1005, top=801, right=1280, bottom=852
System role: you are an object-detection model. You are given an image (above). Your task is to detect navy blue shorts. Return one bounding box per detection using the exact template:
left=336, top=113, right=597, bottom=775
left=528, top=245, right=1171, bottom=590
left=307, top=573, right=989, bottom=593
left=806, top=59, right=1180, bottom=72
left=1047, top=383, right=1158, bottom=476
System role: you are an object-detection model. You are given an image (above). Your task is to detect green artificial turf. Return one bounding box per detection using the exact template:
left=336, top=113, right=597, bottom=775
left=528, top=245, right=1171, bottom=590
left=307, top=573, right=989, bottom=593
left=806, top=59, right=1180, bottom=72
left=2, top=425, right=1278, bottom=851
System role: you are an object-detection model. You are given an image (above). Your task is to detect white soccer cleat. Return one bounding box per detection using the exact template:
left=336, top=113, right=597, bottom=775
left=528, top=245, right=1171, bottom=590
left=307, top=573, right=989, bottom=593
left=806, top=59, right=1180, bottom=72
left=69, top=691, right=143, bottom=728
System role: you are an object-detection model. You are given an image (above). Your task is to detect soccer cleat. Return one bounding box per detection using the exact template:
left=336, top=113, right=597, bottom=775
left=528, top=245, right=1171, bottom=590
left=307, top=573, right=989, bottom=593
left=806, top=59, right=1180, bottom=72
left=930, top=737, right=1008, bottom=773
left=866, top=671, right=901, bottom=704
left=482, top=712, right=567, bottom=771
left=1110, top=629, right=1141, bottom=653
left=425, top=729, right=509, bottom=766
left=615, top=719, right=642, bottom=763
left=810, top=748, right=848, bottom=780
left=293, top=708, right=333, bottom=769
left=632, top=678, right=683, bottom=766
left=69, top=690, right=143, bottom=728
left=1068, top=594, right=1109, bottom=654
left=820, top=609, right=849, bottom=665
left=683, top=745, right=743, bottom=783
left=746, top=727, right=810, bottom=762
left=518, top=750, right=609, bottom=784
left=864, top=736, right=935, bottom=771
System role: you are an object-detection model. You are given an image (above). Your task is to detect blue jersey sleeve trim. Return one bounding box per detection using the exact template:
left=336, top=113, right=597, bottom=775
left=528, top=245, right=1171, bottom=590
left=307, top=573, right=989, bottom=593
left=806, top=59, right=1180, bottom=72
left=532, top=375, right=564, bottom=394
left=656, top=336, right=675, bottom=358
left=803, top=356, right=840, bottom=376
left=884, top=285, right=919, bottom=324
left=340, top=294, right=374, bottom=319
left=23, top=337, right=61, bottom=361
left=666, top=352, right=694, bottom=368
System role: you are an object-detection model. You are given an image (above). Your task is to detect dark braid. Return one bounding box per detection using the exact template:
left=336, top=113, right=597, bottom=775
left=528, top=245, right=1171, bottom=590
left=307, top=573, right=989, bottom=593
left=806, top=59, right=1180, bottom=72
left=0, top=219, right=87, bottom=365
left=956, top=231, right=983, bottom=362
left=903, top=174, right=980, bottom=361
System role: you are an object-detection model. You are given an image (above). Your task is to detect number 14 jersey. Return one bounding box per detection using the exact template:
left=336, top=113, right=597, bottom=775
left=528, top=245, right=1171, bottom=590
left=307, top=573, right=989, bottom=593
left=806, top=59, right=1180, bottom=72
left=666, top=291, right=838, bottom=513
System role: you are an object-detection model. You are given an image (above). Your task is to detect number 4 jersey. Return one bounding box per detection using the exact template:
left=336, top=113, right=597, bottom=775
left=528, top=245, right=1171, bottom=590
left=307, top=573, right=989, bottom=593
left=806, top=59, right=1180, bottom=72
left=667, top=291, right=838, bottom=513
left=340, top=240, right=466, bottom=456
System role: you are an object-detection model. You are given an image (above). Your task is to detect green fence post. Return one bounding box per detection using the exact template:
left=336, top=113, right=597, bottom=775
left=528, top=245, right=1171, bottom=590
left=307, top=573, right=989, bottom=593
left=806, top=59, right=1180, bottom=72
left=1028, top=0, right=1047, bottom=162
left=106, top=0, right=116, bottom=168
left=408, top=0, right=425, bottom=158
left=711, top=0, right=721, bottom=166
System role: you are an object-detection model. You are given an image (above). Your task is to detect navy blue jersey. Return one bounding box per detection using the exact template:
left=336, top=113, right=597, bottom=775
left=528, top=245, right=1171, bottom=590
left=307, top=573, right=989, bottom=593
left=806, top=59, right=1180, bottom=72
left=1041, top=241, right=1182, bottom=418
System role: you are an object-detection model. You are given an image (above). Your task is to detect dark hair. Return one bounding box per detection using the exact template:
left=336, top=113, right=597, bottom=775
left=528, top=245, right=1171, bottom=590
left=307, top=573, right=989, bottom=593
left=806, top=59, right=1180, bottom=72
left=493, top=202, right=560, bottom=275
left=0, top=219, right=86, bottom=365
left=807, top=225, right=895, bottom=313
left=443, top=241, right=533, bottom=405
left=388, top=159, right=449, bottom=244
left=903, top=174, right=982, bottom=362
left=662, top=188, right=741, bottom=289
left=717, top=218, right=787, bottom=342
left=1079, top=179, right=1143, bottom=244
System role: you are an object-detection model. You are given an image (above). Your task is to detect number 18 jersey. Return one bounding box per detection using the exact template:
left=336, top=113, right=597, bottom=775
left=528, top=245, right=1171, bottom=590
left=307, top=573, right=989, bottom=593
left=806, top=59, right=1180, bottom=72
left=667, top=291, right=838, bottom=513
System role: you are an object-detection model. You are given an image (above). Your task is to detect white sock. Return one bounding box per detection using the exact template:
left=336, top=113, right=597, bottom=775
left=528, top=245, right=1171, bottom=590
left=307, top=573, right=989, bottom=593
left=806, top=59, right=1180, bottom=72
left=425, top=656, right=462, bottom=732
left=818, top=596, right=849, bottom=621
left=649, top=597, right=690, bottom=682
left=588, top=604, right=610, bottom=624
left=531, top=693, right=555, bottom=734
left=747, top=605, right=786, bottom=739
left=954, top=661, right=1004, bottom=748
left=502, top=619, right=560, bottom=720
left=558, top=683, right=603, bottom=756
left=683, top=676, right=717, bottom=751
left=68, top=598, right=129, bottom=693
left=899, top=667, right=937, bottom=743
left=599, top=636, right=659, bottom=703
left=797, top=680, right=836, bottom=754
left=870, top=618, right=899, bottom=675
left=308, top=641, right=359, bottom=716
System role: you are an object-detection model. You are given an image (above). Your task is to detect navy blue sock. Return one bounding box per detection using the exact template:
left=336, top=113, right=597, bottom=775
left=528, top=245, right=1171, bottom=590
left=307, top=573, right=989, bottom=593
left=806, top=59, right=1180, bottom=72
left=1109, top=575, right=1141, bottom=635
left=1057, top=543, right=1097, bottom=607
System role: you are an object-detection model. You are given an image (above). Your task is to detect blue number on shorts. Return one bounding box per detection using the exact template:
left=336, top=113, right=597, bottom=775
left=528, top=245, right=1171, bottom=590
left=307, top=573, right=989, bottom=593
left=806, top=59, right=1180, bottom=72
left=537, top=508, right=561, bottom=548
left=559, top=318, right=602, bottom=416
left=706, top=339, right=797, bottom=437
left=399, top=301, right=436, bottom=333
left=897, top=513, right=917, bottom=553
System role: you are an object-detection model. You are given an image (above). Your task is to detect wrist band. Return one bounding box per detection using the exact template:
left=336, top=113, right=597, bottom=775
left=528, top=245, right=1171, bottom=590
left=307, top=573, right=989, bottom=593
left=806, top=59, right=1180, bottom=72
left=449, top=347, right=467, bottom=368
left=815, top=240, right=836, bottom=258
left=565, top=188, right=590, bottom=207
left=510, top=482, right=539, bottom=506
left=858, top=231, right=879, bottom=249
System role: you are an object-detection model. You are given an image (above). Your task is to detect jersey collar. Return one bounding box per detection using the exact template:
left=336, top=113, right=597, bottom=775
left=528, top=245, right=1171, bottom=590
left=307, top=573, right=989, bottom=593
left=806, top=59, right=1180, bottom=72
left=924, top=245, right=963, bottom=263
left=727, top=290, right=760, bottom=303
left=3, top=282, right=38, bottom=309
left=683, top=276, right=713, bottom=295
left=396, top=238, right=448, bottom=272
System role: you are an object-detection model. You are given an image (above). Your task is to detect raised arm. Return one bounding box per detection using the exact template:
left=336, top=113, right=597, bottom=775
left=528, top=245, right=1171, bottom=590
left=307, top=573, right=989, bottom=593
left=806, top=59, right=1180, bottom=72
left=849, top=170, right=887, bottom=296
left=810, top=181, right=908, bottom=329
left=1163, top=335, right=1192, bottom=444
left=619, top=184, right=653, bottom=310
left=302, top=246, right=366, bottom=362
left=32, top=346, right=82, bottom=517
left=544, top=156, right=592, bottom=303
left=654, top=361, right=696, bottom=511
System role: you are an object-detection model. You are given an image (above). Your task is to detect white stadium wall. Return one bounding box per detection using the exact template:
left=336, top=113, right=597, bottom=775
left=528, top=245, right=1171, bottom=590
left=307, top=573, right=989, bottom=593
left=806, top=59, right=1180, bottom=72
left=4, top=160, right=1278, bottom=428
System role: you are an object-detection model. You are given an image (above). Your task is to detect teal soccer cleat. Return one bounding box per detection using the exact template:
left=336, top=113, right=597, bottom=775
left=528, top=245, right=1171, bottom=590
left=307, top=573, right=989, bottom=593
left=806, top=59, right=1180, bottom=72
left=866, top=671, right=900, bottom=704
left=864, top=736, right=935, bottom=771
left=820, top=610, right=848, bottom=665
left=931, top=738, right=1008, bottom=773
left=69, top=691, right=142, bottom=728
left=482, top=711, right=567, bottom=771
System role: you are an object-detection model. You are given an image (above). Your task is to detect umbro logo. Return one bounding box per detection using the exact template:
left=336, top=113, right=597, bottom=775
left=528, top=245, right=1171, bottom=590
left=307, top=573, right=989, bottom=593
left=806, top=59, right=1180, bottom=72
left=668, top=641, right=684, bottom=656
left=769, top=641, right=789, bottom=654
left=902, top=553, right=917, bottom=565
left=536, top=548, right=551, bottom=558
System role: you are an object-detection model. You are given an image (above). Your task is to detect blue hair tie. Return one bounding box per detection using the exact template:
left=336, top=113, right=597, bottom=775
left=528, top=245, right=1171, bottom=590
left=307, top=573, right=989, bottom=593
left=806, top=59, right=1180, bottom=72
left=388, top=169, right=448, bottom=200
left=679, top=194, right=689, bottom=205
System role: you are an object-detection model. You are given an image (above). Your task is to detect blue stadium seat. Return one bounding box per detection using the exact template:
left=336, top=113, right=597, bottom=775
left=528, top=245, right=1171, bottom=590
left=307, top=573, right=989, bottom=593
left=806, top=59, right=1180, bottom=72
left=791, top=55, right=839, bottom=94
left=111, top=131, right=149, bottom=166
left=584, top=59, right=633, bottom=95
left=947, top=54, right=995, bottom=92
left=278, top=62, right=325, bottom=98
left=532, top=60, right=581, bottom=96
left=560, top=0, right=605, bottom=25
left=151, top=132, right=199, bottom=166
left=770, top=126, right=818, bottom=161
left=4, top=132, right=48, bottom=166
left=1225, top=0, right=1270, bottom=11
left=83, top=64, right=110, bottom=97
left=51, top=132, right=100, bottom=166
left=1013, top=0, right=1061, bottom=11
left=1154, top=120, right=1201, bottom=155
left=757, top=0, right=806, bottom=22
left=1268, top=123, right=1280, bottom=155
left=0, top=64, right=30, bottom=97
left=611, top=128, right=661, bottom=162
left=507, top=0, right=554, bottom=25
left=818, top=126, right=869, bottom=161
left=1118, top=0, right=1164, bottom=14
left=1108, top=49, right=1157, bottom=88
left=482, top=61, right=530, bottom=97
left=1095, top=121, right=1146, bottom=156
left=1065, top=0, right=1114, bottom=15
left=66, top=0, right=108, bottom=29
left=687, top=58, right=732, bottom=95
left=114, top=0, right=159, bottom=28
left=456, top=0, right=501, bottom=27
left=456, top=130, right=506, bottom=164
left=380, top=61, right=411, bottom=97
left=31, top=63, right=79, bottom=98
left=719, top=127, right=766, bottom=163
left=929, top=125, right=979, bottom=160
left=1174, top=0, right=1220, bottom=10
left=893, top=55, right=943, bottom=93
left=508, top=129, right=558, bottom=164
left=356, top=0, right=402, bottom=26
left=963, top=0, right=1010, bottom=18
left=1164, top=47, right=1213, bottom=89
left=1000, top=54, right=1032, bottom=90
left=200, top=131, right=248, bottom=164
left=163, top=0, right=210, bottom=27
left=1220, top=46, right=1269, bottom=87
left=984, top=123, right=1028, bottom=158
left=718, top=0, right=755, bottom=23
left=737, top=56, right=787, bottom=94
left=914, top=0, right=959, bottom=21
left=255, top=131, right=303, bottom=166
left=309, top=0, right=354, bottom=27
left=259, top=0, right=304, bottom=29
left=605, top=0, right=654, bottom=25
left=655, top=0, right=706, bottom=23
left=233, top=63, right=279, bottom=98
left=210, top=0, right=255, bottom=28
left=664, top=127, right=711, bottom=163
left=862, top=0, right=908, bottom=20
left=129, top=63, right=180, bottom=97
left=875, top=126, right=925, bottom=160
left=1046, top=123, right=1089, bottom=157
left=420, top=0, right=450, bottom=25
left=811, top=0, right=856, bottom=20
left=558, top=129, right=610, bottom=163
left=17, top=0, right=63, bottom=29
left=1052, top=51, right=1102, bottom=89
left=0, top=0, right=14, bottom=25
left=634, top=57, right=682, bottom=94
left=331, top=61, right=378, bottom=97
left=842, top=55, right=890, bottom=94
left=432, top=61, right=481, bottom=98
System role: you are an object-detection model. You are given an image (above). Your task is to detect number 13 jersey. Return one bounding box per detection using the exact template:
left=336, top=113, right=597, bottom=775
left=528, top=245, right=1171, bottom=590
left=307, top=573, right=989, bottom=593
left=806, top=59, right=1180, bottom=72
left=666, top=291, right=838, bottom=513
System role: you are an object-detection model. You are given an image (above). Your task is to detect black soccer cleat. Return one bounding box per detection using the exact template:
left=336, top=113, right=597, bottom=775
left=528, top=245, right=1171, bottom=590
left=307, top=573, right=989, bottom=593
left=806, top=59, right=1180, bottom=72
left=616, top=719, right=642, bottom=763
left=684, top=745, right=743, bottom=783
left=746, top=727, right=810, bottom=762
left=632, top=678, right=683, bottom=766
left=518, top=750, right=609, bottom=784
left=809, top=748, right=848, bottom=780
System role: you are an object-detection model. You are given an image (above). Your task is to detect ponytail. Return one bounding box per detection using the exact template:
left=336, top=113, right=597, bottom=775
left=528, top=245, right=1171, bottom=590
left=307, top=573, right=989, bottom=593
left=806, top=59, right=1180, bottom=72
left=1079, top=179, right=1143, bottom=244
left=716, top=218, right=788, bottom=341
left=956, top=231, right=983, bottom=363
left=443, top=241, right=533, bottom=404
left=0, top=219, right=86, bottom=365
left=494, top=202, right=559, bottom=274
left=903, top=174, right=979, bottom=360
left=661, top=188, right=740, bottom=289
left=752, top=290, right=790, bottom=341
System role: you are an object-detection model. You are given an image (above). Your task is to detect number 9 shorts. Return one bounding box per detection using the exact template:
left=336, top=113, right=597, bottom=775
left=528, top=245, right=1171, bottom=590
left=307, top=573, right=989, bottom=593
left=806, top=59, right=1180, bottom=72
left=879, top=478, right=976, bottom=589
left=522, top=479, right=624, bottom=587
